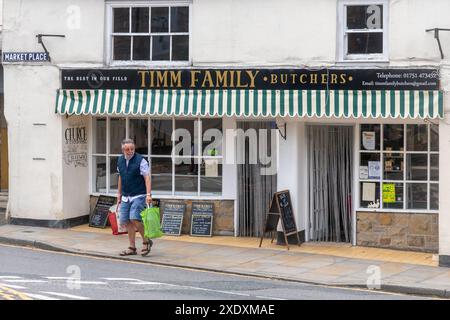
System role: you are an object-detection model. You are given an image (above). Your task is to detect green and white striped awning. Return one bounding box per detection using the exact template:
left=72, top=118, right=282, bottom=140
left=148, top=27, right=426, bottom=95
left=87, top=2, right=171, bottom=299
left=56, top=89, right=444, bottom=119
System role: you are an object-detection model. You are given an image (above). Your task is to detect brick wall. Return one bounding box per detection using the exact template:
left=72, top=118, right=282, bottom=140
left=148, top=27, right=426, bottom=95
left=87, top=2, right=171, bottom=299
left=357, top=212, right=438, bottom=253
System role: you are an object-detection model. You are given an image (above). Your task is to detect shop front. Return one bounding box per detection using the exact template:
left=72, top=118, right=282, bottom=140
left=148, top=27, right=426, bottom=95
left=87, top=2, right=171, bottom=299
left=56, top=67, right=443, bottom=252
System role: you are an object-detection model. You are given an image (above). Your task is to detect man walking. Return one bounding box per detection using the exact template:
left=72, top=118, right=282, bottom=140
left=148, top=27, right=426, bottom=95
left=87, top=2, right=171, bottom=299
left=117, top=139, right=153, bottom=256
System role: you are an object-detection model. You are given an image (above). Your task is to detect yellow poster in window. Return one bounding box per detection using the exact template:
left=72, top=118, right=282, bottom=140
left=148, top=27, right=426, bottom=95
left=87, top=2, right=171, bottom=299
left=382, top=184, right=396, bottom=203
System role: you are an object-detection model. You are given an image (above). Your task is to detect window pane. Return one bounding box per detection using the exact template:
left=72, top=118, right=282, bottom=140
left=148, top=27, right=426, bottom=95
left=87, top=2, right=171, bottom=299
left=359, top=153, right=380, bottom=180
left=175, top=120, right=197, bottom=157
left=383, top=124, right=404, bottom=151
left=130, top=119, right=148, bottom=155
left=430, top=124, right=439, bottom=151
left=175, top=157, right=198, bottom=195
left=151, top=120, right=173, bottom=155
left=406, top=154, right=427, bottom=181
left=406, top=124, right=427, bottom=151
left=430, top=184, right=439, bottom=210
left=406, top=183, right=427, bottom=209
left=131, top=7, right=149, bottom=33
left=94, top=156, right=106, bottom=193
left=360, top=124, right=380, bottom=150
left=151, top=157, right=172, bottom=194
left=110, top=157, right=119, bottom=193
left=152, top=35, right=170, bottom=60
left=360, top=182, right=380, bottom=208
left=110, top=118, right=126, bottom=154
left=347, top=32, right=383, bottom=54
left=113, top=36, right=131, bottom=60
left=151, top=7, right=169, bottom=32
left=383, top=182, right=403, bottom=209
left=346, top=5, right=383, bottom=29
left=133, top=36, right=150, bottom=60
left=171, top=7, right=189, bottom=32
left=384, top=153, right=403, bottom=180
left=202, top=119, right=222, bottom=156
left=113, top=8, right=129, bottom=33
left=200, top=161, right=222, bottom=195
left=172, top=35, right=189, bottom=61
left=430, top=154, right=439, bottom=181
left=94, top=118, right=106, bottom=154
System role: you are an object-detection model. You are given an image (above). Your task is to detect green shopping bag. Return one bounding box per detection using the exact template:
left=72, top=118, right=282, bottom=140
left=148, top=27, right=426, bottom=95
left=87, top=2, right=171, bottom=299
left=140, top=205, right=163, bottom=239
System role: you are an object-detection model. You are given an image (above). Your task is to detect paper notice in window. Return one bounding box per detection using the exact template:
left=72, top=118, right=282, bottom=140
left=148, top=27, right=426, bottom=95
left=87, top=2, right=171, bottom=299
left=362, top=131, right=376, bottom=150
left=205, top=159, right=218, bottom=177
left=359, top=166, right=369, bottom=179
left=382, top=183, right=396, bottom=203
left=368, top=161, right=381, bottom=179
left=362, top=183, right=376, bottom=202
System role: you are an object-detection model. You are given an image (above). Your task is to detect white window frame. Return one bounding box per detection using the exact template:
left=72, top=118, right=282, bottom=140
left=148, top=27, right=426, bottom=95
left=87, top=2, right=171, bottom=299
left=357, top=123, right=439, bottom=213
left=337, top=0, right=389, bottom=62
left=105, top=1, right=192, bottom=67
left=90, top=116, right=224, bottom=199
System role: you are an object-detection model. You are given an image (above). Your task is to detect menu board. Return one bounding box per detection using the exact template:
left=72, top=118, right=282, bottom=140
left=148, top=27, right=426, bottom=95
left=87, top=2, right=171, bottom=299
left=190, top=202, right=214, bottom=237
left=89, top=196, right=116, bottom=228
left=161, top=201, right=186, bottom=236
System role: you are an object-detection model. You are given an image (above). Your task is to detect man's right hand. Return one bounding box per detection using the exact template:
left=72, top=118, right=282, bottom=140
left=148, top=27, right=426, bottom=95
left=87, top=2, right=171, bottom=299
left=117, top=194, right=122, bottom=206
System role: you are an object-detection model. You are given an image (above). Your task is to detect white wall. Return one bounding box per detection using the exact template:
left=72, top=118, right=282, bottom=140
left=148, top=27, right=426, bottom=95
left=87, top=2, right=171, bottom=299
left=3, top=65, right=63, bottom=220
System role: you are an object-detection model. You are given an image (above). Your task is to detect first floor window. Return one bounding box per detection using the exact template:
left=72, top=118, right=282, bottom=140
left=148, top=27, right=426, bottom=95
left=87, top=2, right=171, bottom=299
left=339, top=0, right=388, bottom=61
left=359, top=123, right=439, bottom=211
left=93, top=117, right=223, bottom=196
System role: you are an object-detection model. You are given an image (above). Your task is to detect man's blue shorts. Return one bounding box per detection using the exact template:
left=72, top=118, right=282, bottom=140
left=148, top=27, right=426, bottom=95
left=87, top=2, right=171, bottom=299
left=119, top=196, right=146, bottom=225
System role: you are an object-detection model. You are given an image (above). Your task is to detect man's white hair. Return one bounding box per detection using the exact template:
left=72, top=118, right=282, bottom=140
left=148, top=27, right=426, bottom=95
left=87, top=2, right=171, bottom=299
left=121, top=138, right=135, bottom=148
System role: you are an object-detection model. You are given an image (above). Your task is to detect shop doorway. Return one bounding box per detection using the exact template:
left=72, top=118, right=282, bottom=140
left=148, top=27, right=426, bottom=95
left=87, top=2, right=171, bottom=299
left=237, top=121, right=277, bottom=237
left=307, top=125, right=353, bottom=242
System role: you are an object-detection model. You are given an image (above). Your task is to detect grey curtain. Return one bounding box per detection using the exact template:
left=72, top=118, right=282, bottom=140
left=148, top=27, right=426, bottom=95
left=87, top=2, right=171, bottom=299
left=237, top=121, right=277, bottom=237
left=308, top=126, right=353, bottom=242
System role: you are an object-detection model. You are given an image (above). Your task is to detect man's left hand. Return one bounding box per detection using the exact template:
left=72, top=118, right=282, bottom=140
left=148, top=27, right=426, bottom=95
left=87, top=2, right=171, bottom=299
left=146, top=195, right=152, bottom=205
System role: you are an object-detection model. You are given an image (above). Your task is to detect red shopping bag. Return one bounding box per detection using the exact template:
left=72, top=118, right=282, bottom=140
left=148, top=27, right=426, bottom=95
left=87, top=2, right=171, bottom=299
left=108, top=206, right=128, bottom=235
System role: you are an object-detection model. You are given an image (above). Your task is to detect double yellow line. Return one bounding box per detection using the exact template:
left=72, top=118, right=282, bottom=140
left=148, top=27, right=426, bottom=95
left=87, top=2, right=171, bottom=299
left=0, top=285, right=33, bottom=300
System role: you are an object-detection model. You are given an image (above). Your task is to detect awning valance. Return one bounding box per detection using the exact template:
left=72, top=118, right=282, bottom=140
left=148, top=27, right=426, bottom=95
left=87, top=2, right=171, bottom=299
left=56, top=89, right=444, bottom=119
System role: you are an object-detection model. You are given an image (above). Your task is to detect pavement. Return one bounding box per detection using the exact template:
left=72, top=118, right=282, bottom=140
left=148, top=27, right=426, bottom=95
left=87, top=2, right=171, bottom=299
left=0, top=224, right=450, bottom=299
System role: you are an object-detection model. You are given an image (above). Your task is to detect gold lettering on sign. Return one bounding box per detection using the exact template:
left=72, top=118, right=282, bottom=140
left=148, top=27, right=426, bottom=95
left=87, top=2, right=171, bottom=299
left=340, top=74, right=347, bottom=84
left=229, top=70, right=235, bottom=87
left=331, top=74, right=338, bottom=84
left=321, top=74, right=328, bottom=84
left=271, top=74, right=278, bottom=84
left=170, top=71, right=182, bottom=88
left=190, top=71, right=201, bottom=87
left=138, top=71, right=147, bottom=88
left=299, top=74, right=307, bottom=84
left=236, top=71, right=248, bottom=88
left=281, top=74, right=288, bottom=84
left=216, top=71, right=228, bottom=88
left=310, top=73, right=318, bottom=84
left=246, top=70, right=259, bottom=88
left=202, top=71, right=214, bottom=88
left=149, top=71, right=156, bottom=87
left=157, top=71, right=168, bottom=87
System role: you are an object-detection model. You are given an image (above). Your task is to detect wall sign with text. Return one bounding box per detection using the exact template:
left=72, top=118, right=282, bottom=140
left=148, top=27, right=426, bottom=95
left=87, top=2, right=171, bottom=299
left=61, top=68, right=440, bottom=91
left=3, top=52, right=50, bottom=62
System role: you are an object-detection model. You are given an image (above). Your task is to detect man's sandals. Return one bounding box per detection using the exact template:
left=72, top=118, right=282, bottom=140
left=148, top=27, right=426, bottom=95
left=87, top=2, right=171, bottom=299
left=120, top=247, right=137, bottom=256
left=141, top=239, right=153, bottom=257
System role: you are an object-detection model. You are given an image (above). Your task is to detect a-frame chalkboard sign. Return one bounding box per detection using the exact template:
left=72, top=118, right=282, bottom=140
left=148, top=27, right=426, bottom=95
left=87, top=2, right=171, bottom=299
left=259, top=190, right=300, bottom=250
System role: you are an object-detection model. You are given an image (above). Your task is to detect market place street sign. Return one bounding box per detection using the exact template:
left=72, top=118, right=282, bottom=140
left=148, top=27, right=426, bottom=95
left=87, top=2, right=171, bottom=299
left=61, top=68, right=440, bottom=91
left=3, top=52, right=50, bottom=62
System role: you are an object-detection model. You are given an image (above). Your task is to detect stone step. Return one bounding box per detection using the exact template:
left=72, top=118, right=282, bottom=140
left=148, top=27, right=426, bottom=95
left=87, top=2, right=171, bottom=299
left=0, top=213, right=6, bottom=225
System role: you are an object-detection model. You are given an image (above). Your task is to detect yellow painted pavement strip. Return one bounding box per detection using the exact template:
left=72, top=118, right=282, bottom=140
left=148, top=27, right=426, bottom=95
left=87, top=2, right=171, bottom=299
left=0, top=285, right=33, bottom=300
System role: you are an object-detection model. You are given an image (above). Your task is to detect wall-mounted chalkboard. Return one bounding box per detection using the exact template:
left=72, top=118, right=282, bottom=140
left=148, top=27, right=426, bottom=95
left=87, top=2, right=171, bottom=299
left=259, top=190, right=300, bottom=250
left=190, top=202, right=214, bottom=237
left=161, top=201, right=186, bottom=236
left=89, top=195, right=116, bottom=228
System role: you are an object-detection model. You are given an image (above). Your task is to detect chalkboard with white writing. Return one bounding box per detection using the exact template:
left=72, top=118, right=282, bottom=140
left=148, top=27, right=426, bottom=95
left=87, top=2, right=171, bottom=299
left=89, top=196, right=116, bottom=228
left=190, top=202, right=214, bottom=237
left=161, top=202, right=186, bottom=236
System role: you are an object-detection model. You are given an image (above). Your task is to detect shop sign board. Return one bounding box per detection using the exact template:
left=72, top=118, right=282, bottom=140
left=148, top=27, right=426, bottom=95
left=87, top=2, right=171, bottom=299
left=61, top=68, right=440, bottom=91
left=190, top=202, right=214, bottom=237
left=161, top=201, right=186, bottom=236
left=89, top=195, right=116, bottom=228
left=259, top=190, right=301, bottom=250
